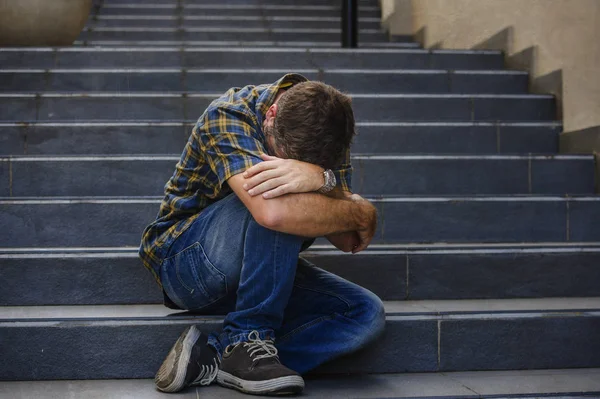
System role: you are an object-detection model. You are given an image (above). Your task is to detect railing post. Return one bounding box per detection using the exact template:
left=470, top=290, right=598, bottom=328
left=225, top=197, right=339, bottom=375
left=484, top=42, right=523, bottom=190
left=341, top=0, right=358, bottom=48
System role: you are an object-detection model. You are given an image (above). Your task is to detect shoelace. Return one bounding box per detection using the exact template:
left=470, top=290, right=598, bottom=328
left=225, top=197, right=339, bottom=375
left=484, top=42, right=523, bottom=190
left=243, top=330, right=279, bottom=362
left=192, top=357, right=220, bottom=386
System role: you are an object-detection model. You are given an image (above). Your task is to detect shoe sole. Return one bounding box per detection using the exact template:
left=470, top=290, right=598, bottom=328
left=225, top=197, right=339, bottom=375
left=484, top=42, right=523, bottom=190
left=155, top=325, right=202, bottom=393
left=217, top=370, right=305, bottom=396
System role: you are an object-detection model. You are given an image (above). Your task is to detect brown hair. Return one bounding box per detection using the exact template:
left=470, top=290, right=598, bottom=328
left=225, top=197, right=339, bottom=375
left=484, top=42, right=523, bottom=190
left=272, top=81, right=355, bottom=169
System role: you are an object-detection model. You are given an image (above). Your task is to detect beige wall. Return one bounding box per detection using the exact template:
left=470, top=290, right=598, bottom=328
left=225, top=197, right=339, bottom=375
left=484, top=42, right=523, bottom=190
left=382, top=0, right=600, bottom=134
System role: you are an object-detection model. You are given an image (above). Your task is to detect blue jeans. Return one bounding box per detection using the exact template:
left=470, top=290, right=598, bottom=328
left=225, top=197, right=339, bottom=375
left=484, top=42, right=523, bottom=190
left=159, top=193, right=385, bottom=374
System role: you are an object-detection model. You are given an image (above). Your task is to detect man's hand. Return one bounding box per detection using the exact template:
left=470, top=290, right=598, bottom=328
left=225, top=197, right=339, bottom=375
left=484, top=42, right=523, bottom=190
left=242, top=154, right=324, bottom=199
left=326, top=231, right=361, bottom=253
left=349, top=194, right=378, bottom=253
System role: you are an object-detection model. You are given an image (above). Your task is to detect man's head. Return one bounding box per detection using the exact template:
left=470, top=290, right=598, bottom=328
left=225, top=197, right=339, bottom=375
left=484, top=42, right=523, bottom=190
left=263, top=81, right=355, bottom=170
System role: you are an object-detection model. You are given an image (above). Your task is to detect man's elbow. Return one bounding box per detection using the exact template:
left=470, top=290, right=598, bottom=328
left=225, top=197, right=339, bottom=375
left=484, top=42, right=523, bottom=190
left=252, top=202, right=285, bottom=231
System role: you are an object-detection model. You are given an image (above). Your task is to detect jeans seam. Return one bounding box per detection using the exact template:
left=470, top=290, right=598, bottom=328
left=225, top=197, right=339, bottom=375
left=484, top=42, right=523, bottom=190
left=277, top=314, right=335, bottom=343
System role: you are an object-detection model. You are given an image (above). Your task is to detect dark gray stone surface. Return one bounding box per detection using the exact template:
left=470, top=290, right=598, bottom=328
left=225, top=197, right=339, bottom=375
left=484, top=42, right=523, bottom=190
left=16, top=49, right=505, bottom=70
left=12, top=157, right=594, bottom=197
left=50, top=72, right=184, bottom=92
left=324, top=72, right=451, bottom=94
left=473, top=97, right=556, bottom=121
left=0, top=70, right=536, bottom=95
left=57, top=50, right=185, bottom=68
left=7, top=96, right=561, bottom=122
left=0, top=317, right=437, bottom=380
left=449, top=72, right=528, bottom=94
left=83, top=30, right=390, bottom=44
left=429, top=52, right=504, bottom=70
left=380, top=199, right=568, bottom=243
left=36, top=97, right=187, bottom=121
left=531, top=158, right=595, bottom=194
left=0, top=202, right=158, bottom=247
left=353, top=124, right=499, bottom=154
left=0, top=73, right=46, bottom=92
left=0, top=320, right=221, bottom=380
left=0, top=160, right=8, bottom=197
left=11, top=159, right=175, bottom=197
left=4, top=249, right=600, bottom=306
left=315, top=320, right=438, bottom=374
left=0, top=98, right=37, bottom=121
left=355, top=158, right=529, bottom=195
left=352, top=97, right=472, bottom=121
left=2, top=198, right=585, bottom=247
left=568, top=199, right=600, bottom=241
left=0, top=126, right=24, bottom=155
left=0, top=252, right=406, bottom=306
left=0, top=257, right=163, bottom=306
left=499, top=124, right=561, bottom=153
left=439, top=316, right=600, bottom=371
left=0, top=51, right=55, bottom=69
left=408, top=252, right=600, bottom=299
left=22, top=125, right=189, bottom=155
left=0, top=123, right=561, bottom=155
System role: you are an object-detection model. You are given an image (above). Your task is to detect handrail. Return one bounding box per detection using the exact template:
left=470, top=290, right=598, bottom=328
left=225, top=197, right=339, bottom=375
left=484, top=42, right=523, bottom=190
left=341, top=0, right=358, bottom=48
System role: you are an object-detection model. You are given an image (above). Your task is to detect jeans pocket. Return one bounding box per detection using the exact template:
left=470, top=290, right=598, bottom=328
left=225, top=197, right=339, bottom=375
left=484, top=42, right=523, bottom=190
left=162, top=242, right=228, bottom=310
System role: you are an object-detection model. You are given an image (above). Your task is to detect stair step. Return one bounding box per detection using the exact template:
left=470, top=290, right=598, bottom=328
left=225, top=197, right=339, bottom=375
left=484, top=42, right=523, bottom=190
left=2, top=370, right=599, bottom=398
left=1, top=155, right=593, bottom=197
left=0, top=93, right=555, bottom=122
left=0, top=48, right=505, bottom=69
left=99, top=0, right=380, bottom=5
left=94, top=4, right=381, bottom=18
left=88, top=15, right=384, bottom=30
left=1, top=299, right=599, bottom=379
left=0, top=122, right=562, bottom=155
left=73, top=40, right=419, bottom=48
left=0, top=69, right=528, bottom=94
left=1, top=196, right=599, bottom=247
left=2, top=244, right=600, bottom=305
left=77, top=27, right=391, bottom=43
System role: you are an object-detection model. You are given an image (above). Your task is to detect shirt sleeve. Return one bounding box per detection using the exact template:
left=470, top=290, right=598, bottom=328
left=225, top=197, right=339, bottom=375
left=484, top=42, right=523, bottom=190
left=332, top=147, right=353, bottom=192
left=196, top=105, right=267, bottom=189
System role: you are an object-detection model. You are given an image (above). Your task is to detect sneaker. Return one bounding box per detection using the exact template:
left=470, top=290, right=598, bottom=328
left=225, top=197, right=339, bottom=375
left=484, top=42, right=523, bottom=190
left=155, top=325, right=220, bottom=393
left=217, top=331, right=304, bottom=396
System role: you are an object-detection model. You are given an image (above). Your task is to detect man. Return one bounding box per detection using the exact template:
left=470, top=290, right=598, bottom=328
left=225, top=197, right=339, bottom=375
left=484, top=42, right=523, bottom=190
left=139, top=73, right=384, bottom=396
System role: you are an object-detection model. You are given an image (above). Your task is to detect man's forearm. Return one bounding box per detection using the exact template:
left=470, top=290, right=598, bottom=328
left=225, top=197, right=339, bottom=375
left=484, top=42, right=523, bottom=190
left=265, top=191, right=367, bottom=237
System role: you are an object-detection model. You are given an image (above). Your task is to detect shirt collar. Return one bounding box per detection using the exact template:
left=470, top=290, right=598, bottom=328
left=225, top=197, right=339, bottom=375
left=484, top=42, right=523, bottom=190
left=255, top=73, right=308, bottom=133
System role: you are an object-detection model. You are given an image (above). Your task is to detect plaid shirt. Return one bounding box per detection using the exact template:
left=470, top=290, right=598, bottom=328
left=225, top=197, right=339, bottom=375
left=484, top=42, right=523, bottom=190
left=139, top=73, right=353, bottom=284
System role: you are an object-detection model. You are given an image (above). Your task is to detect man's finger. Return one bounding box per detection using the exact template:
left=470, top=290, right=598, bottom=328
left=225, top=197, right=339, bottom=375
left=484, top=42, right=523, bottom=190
left=263, top=184, right=291, bottom=199
left=243, top=160, right=277, bottom=178
left=244, top=169, right=283, bottom=191
left=248, top=177, right=286, bottom=197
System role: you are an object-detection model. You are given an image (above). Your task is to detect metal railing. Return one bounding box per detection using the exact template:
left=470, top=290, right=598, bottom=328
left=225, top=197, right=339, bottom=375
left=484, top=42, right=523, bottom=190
left=341, top=0, right=358, bottom=48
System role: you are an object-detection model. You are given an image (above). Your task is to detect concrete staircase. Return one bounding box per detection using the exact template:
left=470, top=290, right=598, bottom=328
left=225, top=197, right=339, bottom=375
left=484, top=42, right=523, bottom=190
left=1, top=0, right=600, bottom=397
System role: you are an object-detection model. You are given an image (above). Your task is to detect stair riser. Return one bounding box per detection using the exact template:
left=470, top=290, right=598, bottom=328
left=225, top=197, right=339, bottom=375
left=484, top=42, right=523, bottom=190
left=0, top=51, right=504, bottom=70
left=96, top=8, right=381, bottom=18
left=0, top=97, right=555, bottom=122
left=2, top=252, right=600, bottom=306
left=0, top=71, right=529, bottom=94
left=1, top=200, right=598, bottom=247
left=3, top=158, right=593, bottom=197
left=0, top=124, right=561, bottom=155
left=88, top=19, right=382, bottom=30
left=0, top=314, right=598, bottom=380
left=77, top=30, right=390, bottom=43
left=99, top=0, right=379, bottom=5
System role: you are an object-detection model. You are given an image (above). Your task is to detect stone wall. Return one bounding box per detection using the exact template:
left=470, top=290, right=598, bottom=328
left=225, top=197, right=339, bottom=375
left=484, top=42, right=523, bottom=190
left=382, top=0, right=600, bottom=140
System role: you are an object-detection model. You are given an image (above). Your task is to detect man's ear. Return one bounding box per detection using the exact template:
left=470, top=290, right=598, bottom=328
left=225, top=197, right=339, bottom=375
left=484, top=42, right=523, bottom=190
left=265, top=104, right=278, bottom=122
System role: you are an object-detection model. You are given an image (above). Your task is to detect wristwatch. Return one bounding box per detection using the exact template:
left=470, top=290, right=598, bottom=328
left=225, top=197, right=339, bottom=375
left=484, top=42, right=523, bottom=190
left=317, top=169, right=337, bottom=193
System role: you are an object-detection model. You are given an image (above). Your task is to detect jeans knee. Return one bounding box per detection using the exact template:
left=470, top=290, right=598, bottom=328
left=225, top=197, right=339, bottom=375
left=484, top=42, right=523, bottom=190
left=352, top=290, right=386, bottom=348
